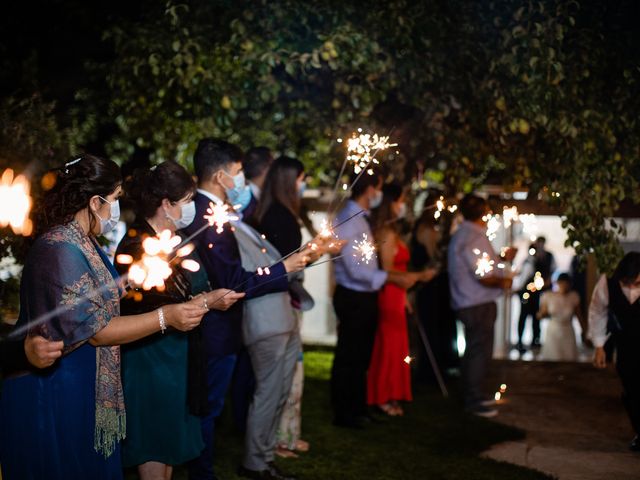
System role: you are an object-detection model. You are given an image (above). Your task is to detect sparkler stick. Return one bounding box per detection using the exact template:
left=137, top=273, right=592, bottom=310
left=413, top=310, right=449, bottom=397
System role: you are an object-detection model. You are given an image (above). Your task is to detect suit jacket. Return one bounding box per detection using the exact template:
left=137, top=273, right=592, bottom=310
left=233, top=221, right=296, bottom=346
left=182, top=192, right=289, bottom=355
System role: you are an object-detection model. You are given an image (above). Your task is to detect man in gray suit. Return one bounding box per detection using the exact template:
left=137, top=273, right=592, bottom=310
left=234, top=219, right=308, bottom=480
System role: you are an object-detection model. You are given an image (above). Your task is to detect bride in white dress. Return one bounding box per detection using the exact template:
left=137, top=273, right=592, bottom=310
left=538, top=273, right=586, bottom=361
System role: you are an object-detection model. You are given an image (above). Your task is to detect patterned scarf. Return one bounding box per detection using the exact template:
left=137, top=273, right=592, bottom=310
left=43, top=221, right=126, bottom=457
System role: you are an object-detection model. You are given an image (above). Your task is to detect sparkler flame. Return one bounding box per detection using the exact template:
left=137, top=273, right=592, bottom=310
left=474, top=251, right=495, bottom=277
left=319, top=219, right=334, bottom=239
left=0, top=168, right=33, bottom=235
left=345, top=132, right=397, bottom=174
left=404, top=355, right=413, bottom=364
left=352, top=233, right=376, bottom=264
left=120, top=230, right=199, bottom=291
left=204, top=202, right=239, bottom=234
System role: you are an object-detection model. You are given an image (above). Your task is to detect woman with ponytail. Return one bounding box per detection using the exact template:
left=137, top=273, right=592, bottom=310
left=0, top=155, right=208, bottom=480
left=115, top=161, right=244, bottom=480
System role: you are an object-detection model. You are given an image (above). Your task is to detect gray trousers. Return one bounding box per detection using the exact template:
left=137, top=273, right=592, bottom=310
left=456, top=301, right=497, bottom=409
left=243, top=330, right=301, bottom=470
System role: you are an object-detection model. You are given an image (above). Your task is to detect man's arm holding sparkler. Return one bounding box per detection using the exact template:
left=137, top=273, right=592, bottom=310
left=198, top=224, right=308, bottom=300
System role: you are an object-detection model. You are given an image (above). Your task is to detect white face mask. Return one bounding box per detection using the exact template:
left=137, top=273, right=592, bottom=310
left=369, top=190, right=383, bottom=209
left=95, top=196, right=120, bottom=235
left=167, top=200, right=196, bottom=229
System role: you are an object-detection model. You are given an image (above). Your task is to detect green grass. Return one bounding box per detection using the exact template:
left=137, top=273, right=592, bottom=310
left=129, top=349, right=550, bottom=479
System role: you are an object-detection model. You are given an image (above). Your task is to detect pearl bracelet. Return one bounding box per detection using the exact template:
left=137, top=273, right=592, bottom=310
left=158, top=307, right=166, bottom=334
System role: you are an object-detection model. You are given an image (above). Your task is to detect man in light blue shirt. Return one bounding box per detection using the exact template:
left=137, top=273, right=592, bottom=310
left=448, top=194, right=514, bottom=417
left=331, top=173, right=417, bottom=428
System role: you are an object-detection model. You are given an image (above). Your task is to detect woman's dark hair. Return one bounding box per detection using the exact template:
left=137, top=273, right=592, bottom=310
left=612, top=252, right=640, bottom=285
left=253, top=156, right=304, bottom=223
left=556, top=272, right=572, bottom=286
left=126, top=161, right=196, bottom=220
left=243, top=146, right=273, bottom=181
left=459, top=193, right=489, bottom=221
left=35, top=154, right=122, bottom=235
left=370, top=183, right=404, bottom=235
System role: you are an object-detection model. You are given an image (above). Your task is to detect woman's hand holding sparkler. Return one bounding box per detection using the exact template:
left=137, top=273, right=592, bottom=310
left=162, top=302, right=208, bottom=332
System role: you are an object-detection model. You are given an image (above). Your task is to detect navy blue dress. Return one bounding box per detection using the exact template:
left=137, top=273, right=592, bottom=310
left=0, top=221, right=124, bottom=480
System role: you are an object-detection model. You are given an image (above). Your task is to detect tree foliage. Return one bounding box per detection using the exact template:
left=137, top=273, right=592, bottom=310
left=1, top=0, right=638, bottom=272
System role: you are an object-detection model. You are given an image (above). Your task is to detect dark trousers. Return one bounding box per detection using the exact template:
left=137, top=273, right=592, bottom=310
left=331, top=285, right=378, bottom=423
left=230, top=347, right=255, bottom=433
left=456, top=302, right=497, bottom=409
left=616, top=336, right=640, bottom=435
left=517, top=292, right=541, bottom=344
left=189, top=353, right=237, bottom=480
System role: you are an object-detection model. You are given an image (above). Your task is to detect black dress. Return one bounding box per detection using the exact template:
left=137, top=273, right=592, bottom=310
left=409, top=226, right=459, bottom=383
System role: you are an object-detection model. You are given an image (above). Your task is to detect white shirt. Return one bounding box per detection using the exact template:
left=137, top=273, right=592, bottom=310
left=249, top=182, right=261, bottom=200
left=197, top=188, right=224, bottom=206
left=588, top=274, right=640, bottom=347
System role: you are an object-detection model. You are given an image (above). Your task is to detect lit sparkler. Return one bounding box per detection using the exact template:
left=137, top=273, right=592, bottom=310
left=404, top=356, right=414, bottom=364
left=346, top=132, right=397, bottom=175
left=0, top=168, right=33, bottom=235
left=204, top=202, right=239, bottom=234
left=352, top=233, right=376, bottom=264
left=474, top=251, right=495, bottom=277
left=120, top=230, right=199, bottom=291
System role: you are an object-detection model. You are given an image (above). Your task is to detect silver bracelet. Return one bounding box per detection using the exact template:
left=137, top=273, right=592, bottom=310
left=158, top=307, right=166, bottom=334
left=202, top=296, right=209, bottom=310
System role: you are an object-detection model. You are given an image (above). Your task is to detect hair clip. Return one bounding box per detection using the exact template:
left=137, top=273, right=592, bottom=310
left=63, top=157, right=83, bottom=174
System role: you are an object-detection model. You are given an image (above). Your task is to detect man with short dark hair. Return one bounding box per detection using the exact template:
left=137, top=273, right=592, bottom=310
left=448, top=194, right=514, bottom=417
left=185, top=139, right=307, bottom=480
left=330, top=173, right=418, bottom=428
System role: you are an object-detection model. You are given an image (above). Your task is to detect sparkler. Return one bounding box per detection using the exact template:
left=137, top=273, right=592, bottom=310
left=345, top=132, right=397, bottom=175
left=119, top=230, right=199, bottom=291
left=328, top=127, right=396, bottom=216
left=403, top=355, right=413, bottom=365
left=474, top=250, right=495, bottom=277
left=352, top=233, right=376, bottom=264
left=174, top=201, right=239, bottom=252
left=204, top=202, right=239, bottom=234
left=0, top=168, right=33, bottom=235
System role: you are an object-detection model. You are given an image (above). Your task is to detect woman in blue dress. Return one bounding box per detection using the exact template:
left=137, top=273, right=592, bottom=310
left=116, top=161, right=244, bottom=480
left=0, top=154, right=207, bottom=480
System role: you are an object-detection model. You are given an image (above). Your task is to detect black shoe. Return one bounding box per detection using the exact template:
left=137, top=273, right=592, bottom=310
left=358, top=413, right=383, bottom=424
left=515, top=342, right=526, bottom=354
left=531, top=339, right=541, bottom=349
left=630, top=435, right=640, bottom=452
left=267, top=462, right=298, bottom=480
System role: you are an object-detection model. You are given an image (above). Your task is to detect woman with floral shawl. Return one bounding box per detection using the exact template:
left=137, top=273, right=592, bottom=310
left=0, top=154, right=206, bottom=480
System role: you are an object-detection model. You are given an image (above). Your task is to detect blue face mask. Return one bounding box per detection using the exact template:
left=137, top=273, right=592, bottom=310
left=223, top=170, right=252, bottom=211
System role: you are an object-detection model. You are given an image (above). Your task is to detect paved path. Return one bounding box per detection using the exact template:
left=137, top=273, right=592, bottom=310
left=482, top=360, right=640, bottom=479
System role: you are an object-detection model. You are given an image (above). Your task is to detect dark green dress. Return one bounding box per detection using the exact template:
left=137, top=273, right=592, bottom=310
left=115, top=222, right=204, bottom=467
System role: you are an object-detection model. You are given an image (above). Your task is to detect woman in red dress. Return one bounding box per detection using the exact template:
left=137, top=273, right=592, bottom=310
left=367, top=184, right=435, bottom=416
